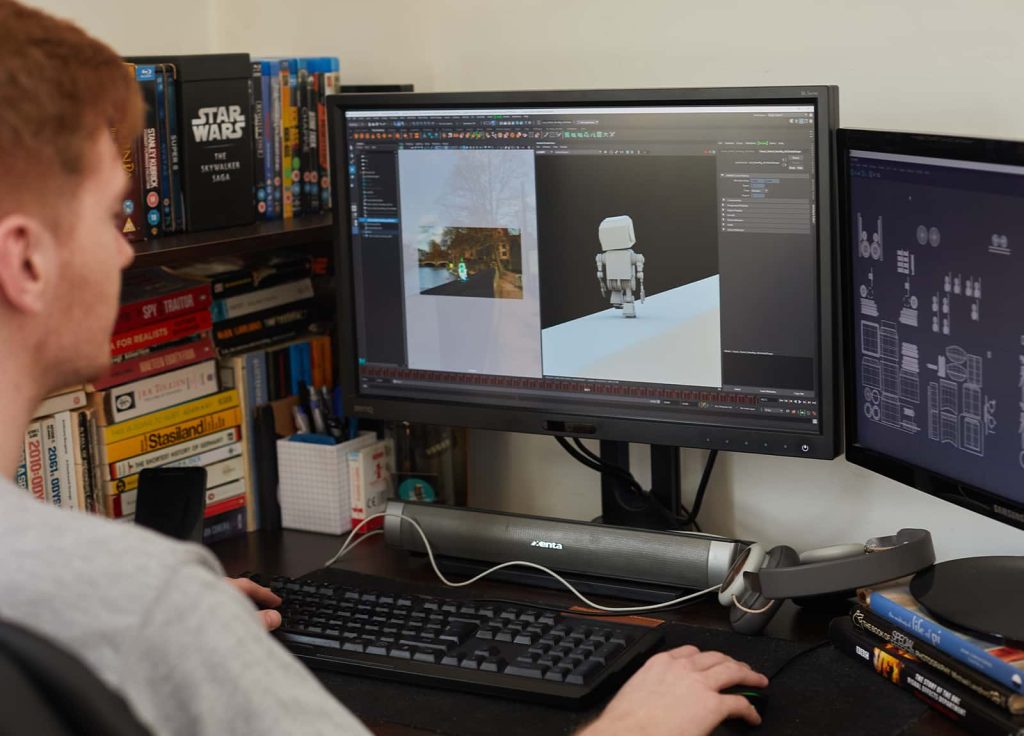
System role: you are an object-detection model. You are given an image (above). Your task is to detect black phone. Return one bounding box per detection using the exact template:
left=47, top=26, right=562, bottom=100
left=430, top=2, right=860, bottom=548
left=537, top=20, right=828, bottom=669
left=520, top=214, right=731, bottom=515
left=134, top=467, right=207, bottom=543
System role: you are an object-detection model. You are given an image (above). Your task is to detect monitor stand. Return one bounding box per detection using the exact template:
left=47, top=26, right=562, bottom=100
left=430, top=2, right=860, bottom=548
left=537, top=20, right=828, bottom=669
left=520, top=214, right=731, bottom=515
left=597, top=440, right=685, bottom=531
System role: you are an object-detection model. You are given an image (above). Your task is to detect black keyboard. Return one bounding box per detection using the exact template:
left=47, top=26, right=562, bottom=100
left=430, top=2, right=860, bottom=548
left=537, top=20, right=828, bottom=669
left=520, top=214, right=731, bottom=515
left=248, top=570, right=665, bottom=707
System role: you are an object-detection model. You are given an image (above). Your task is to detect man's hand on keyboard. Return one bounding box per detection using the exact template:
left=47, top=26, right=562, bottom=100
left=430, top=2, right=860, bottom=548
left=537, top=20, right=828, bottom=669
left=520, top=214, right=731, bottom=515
left=226, top=577, right=283, bottom=631
left=577, top=645, right=768, bottom=736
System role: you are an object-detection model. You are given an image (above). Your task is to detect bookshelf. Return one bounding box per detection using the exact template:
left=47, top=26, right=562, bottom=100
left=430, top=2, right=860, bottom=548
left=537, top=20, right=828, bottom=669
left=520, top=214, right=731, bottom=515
left=131, top=212, right=334, bottom=268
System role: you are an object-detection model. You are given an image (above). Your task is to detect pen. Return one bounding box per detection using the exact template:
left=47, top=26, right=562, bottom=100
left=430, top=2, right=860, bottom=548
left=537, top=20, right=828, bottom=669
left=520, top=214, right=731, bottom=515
left=307, top=384, right=327, bottom=435
left=292, top=404, right=311, bottom=434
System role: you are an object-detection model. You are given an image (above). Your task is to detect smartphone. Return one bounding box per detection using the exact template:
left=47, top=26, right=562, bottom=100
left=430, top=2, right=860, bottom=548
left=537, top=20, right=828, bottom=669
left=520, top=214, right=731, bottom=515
left=134, top=467, right=207, bottom=543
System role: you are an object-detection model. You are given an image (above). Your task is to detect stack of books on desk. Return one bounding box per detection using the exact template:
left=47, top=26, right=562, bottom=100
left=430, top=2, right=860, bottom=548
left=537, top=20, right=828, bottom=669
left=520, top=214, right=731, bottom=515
left=831, top=579, right=1024, bottom=736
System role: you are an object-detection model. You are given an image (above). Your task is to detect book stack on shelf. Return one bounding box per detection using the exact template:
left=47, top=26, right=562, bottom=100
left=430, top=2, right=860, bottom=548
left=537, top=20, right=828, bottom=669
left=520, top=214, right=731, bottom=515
left=831, top=579, right=1024, bottom=735
left=15, top=387, right=91, bottom=512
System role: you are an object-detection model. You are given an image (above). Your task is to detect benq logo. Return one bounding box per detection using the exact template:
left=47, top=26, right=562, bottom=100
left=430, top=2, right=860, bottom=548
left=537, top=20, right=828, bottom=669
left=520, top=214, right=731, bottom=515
left=530, top=540, right=563, bottom=550
left=114, top=393, right=136, bottom=411
left=191, top=106, right=246, bottom=142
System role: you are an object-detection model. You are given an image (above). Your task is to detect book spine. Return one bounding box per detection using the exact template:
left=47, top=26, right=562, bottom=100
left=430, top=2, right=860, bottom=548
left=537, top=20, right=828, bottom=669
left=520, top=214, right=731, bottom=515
left=205, top=456, right=247, bottom=489
left=210, top=278, right=314, bottom=322
left=114, top=283, right=211, bottom=334
left=164, top=63, right=185, bottom=231
left=110, top=311, right=213, bottom=358
left=24, top=422, right=46, bottom=501
left=205, top=477, right=246, bottom=508
left=14, top=441, right=28, bottom=491
left=203, top=505, right=246, bottom=544
left=853, top=606, right=1023, bottom=714
left=102, top=387, right=239, bottom=444
left=197, top=257, right=312, bottom=300
left=204, top=494, right=245, bottom=519
left=243, top=351, right=267, bottom=529
left=108, top=427, right=241, bottom=480
left=76, top=410, right=98, bottom=513
left=117, top=66, right=147, bottom=243
left=251, top=61, right=267, bottom=219
left=93, top=334, right=216, bottom=392
left=831, top=617, right=1021, bottom=736
left=155, top=65, right=174, bottom=233
left=259, top=62, right=276, bottom=220
left=316, top=65, right=330, bottom=212
left=105, top=359, right=219, bottom=424
left=269, top=59, right=282, bottom=220
left=107, top=442, right=243, bottom=501
left=33, top=390, right=88, bottom=419
left=212, top=302, right=317, bottom=354
left=55, top=411, right=80, bottom=511
left=868, top=591, right=1024, bottom=694
left=135, top=65, right=163, bottom=238
left=291, top=59, right=305, bottom=219
left=42, top=416, right=63, bottom=507
left=103, top=406, right=243, bottom=464
left=279, top=60, right=293, bottom=219
left=348, top=449, right=364, bottom=529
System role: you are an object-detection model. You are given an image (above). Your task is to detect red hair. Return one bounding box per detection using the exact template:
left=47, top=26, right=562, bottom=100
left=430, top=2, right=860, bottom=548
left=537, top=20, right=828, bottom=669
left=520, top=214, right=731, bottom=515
left=0, top=0, right=143, bottom=220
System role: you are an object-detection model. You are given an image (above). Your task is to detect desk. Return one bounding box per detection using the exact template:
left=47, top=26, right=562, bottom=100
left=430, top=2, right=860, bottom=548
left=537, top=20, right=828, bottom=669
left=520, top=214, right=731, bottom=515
left=211, top=530, right=960, bottom=736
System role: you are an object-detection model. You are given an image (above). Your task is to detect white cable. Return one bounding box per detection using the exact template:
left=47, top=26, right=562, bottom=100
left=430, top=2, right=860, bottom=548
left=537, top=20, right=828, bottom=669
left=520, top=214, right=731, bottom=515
left=325, top=511, right=720, bottom=613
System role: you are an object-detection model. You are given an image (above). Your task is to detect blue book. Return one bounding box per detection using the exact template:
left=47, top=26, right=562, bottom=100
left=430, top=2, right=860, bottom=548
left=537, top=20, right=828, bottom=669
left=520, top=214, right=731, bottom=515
left=862, top=580, right=1024, bottom=694
left=243, top=350, right=268, bottom=528
left=289, top=344, right=302, bottom=396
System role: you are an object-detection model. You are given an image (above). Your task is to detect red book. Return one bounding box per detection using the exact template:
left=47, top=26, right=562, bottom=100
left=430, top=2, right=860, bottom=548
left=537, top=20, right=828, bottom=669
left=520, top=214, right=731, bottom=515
left=115, top=268, right=212, bottom=333
left=204, top=494, right=246, bottom=519
left=93, top=333, right=215, bottom=390
left=110, top=311, right=212, bottom=358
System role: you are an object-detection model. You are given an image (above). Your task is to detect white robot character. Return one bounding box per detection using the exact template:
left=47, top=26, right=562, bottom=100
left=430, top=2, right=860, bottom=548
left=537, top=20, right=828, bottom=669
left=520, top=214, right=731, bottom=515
left=596, top=215, right=645, bottom=317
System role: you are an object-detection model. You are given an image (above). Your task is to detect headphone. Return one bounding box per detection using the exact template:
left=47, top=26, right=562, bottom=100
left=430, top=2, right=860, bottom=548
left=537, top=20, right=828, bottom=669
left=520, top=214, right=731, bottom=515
left=718, top=528, right=935, bottom=634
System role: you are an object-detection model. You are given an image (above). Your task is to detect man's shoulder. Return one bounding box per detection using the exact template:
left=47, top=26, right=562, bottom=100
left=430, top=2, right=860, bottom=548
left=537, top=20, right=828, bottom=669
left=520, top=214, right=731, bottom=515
left=0, top=481, right=223, bottom=616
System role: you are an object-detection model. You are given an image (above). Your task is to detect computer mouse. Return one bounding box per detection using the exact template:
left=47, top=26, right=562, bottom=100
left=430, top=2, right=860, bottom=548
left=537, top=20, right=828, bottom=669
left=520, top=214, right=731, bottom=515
left=721, top=685, right=769, bottom=715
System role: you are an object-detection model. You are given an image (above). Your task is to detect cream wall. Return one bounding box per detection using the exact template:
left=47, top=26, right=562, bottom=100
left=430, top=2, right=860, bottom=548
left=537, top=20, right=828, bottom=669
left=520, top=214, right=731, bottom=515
left=32, top=0, right=1024, bottom=558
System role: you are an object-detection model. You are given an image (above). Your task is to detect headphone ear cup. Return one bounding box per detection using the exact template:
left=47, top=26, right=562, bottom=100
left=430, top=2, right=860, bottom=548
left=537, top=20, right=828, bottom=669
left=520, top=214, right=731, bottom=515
left=729, top=545, right=800, bottom=635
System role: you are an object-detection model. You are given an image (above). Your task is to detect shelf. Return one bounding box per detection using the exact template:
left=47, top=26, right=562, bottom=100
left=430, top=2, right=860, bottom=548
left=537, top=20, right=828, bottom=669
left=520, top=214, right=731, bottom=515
left=131, top=212, right=334, bottom=268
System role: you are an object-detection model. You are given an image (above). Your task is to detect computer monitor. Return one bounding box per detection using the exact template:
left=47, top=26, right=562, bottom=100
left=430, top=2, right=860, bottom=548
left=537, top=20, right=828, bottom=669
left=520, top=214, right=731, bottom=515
left=840, top=128, right=1024, bottom=531
left=329, top=86, right=841, bottom=493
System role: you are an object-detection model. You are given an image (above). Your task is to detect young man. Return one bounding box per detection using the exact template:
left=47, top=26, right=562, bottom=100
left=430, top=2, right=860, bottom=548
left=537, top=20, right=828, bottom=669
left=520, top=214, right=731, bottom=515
left=0, top=2, right=767, bottom=733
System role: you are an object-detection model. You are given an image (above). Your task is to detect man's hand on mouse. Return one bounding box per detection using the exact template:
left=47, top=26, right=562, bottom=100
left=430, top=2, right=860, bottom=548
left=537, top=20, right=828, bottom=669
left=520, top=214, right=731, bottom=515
left=576, top=645, right=769, bottom=736
left=226, top=577, right=283, bottom=631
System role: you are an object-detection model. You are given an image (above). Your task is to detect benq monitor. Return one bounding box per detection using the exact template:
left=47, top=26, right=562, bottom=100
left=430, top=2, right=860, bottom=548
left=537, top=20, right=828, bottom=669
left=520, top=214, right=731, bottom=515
left=331, top=86, right=840, bottom=459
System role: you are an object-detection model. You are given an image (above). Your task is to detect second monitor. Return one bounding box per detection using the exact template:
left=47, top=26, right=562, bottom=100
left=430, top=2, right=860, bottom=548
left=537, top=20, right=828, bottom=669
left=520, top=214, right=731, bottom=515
left=332, top=86, right=839, bottom=460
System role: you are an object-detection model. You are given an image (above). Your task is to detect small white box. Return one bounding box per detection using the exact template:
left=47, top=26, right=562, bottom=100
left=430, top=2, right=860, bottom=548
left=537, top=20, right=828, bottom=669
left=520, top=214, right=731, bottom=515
left=276, top=432, right=376, bottom=535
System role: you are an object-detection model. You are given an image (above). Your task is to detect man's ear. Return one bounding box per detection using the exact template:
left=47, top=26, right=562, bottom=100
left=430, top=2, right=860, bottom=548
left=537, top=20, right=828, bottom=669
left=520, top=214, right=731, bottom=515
left=0, top=214, right=58, bottom=315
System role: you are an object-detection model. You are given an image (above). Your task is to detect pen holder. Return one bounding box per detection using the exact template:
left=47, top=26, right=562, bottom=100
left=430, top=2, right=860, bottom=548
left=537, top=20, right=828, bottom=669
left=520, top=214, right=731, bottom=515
left=276, top=432, right=375, bottom=535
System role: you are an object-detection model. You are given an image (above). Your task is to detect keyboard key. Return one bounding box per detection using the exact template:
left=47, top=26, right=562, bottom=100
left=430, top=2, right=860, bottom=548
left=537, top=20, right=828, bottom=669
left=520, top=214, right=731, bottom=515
left=342, top=641, right=366, bottom=653
left=414, top=649, right=439, bottom=663
left=566, top=660, right=604, bottom=685
left=506, top=664, right=546, bottom=678
left=480, top=657, right=506, bottom=672
left=279, top=632, right=341, bottom=649
left=366, top=643, right=389, bottom=656
left=388, top=646, right=414, bottom=660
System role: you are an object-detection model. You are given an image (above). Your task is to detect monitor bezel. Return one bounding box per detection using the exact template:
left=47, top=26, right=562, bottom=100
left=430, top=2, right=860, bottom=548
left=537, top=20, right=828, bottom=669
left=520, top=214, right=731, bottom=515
left=839, top=127, right=1024, bottom=530
left=330, top=86, right=840, bottom=459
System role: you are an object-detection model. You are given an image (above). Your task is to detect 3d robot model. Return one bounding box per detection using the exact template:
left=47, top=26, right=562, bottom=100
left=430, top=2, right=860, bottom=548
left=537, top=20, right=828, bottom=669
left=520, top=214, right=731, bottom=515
left=596, top=215, right=645, bottom=317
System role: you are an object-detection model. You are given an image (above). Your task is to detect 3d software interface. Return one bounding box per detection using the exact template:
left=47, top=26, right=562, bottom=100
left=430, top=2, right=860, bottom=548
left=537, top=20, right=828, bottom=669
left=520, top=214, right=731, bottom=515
left=345, top=103, right=822, bottom=430
left=849, top=150, right=1024, bottom=506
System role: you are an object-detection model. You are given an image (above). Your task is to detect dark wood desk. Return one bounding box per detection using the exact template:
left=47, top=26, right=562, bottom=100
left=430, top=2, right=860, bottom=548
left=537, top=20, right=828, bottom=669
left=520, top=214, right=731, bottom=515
left=210, top=530, right=956, bottom=736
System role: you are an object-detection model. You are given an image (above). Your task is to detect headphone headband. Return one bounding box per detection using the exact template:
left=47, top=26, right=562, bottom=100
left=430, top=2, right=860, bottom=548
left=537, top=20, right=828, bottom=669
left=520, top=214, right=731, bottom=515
left=755, top=528, right=934, bottom=599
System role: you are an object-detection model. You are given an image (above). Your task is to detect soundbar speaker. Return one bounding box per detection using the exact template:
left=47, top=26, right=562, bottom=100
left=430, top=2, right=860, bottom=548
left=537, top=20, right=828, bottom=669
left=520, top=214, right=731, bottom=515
left=384, top=501, right=746, bottom=595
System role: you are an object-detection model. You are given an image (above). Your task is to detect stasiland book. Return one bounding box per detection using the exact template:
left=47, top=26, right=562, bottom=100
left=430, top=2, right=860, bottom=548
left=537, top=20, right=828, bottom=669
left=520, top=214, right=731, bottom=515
left=860, top=580, right=1024, bottom=695
left=831, top=616, right=1024, bottom=736
left=124, top=54, right=255, bottom=231
left=852, top=606, right=1024, bottom=715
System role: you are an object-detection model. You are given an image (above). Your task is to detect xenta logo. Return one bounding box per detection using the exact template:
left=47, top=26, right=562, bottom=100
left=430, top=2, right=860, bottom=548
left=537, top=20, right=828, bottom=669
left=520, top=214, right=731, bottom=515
left=530, top=540, right=563, bottom=550
left=191, top=105, right=246, bottom=142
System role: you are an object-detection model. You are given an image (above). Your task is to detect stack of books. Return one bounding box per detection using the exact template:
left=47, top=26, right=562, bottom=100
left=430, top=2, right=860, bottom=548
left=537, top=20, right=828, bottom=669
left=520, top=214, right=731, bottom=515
left=15, top=387, right=91, bottom=512
left=832, top=579, right=1024, bottom=735
left=167, top=252, right=324, bottom=356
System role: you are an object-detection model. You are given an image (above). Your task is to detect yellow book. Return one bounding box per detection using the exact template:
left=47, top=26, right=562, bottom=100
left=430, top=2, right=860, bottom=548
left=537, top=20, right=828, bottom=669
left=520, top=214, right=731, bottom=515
left=104, top=406, right=242, bottom=464
left=101, top=389, right=240, bottom=445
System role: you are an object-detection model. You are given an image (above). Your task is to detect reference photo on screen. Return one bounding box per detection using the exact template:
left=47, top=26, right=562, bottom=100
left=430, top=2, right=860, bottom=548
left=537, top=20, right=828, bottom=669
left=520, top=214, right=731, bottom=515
left=399, top=149, right=542, bottom=377
left=536, top=154, right=723, bottom=387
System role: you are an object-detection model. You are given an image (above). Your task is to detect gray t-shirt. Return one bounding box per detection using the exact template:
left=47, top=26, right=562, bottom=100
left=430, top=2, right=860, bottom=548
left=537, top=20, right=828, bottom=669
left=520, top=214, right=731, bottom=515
left=0, top=480, right=369, bottom=735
